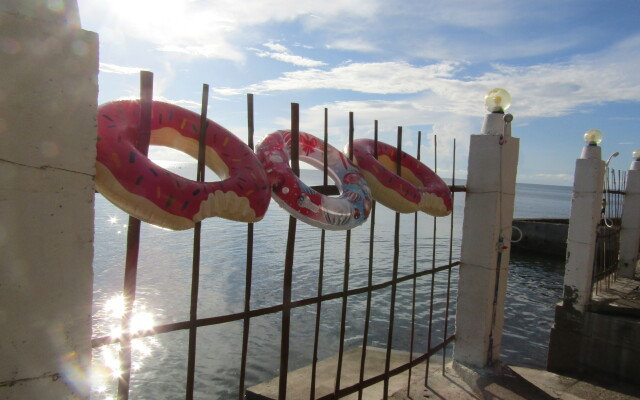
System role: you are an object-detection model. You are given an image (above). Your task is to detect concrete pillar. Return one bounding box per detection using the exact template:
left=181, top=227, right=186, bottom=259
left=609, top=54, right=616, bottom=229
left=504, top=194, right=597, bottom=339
left=547, top=142, right=605, bottom=375
left=618, top=157, right=640, bottom=278
left=454, top=112, right=519, bottom=369
left=562, top=145, right=605, bottom=312
left=0, top=1, right=97, bottom=398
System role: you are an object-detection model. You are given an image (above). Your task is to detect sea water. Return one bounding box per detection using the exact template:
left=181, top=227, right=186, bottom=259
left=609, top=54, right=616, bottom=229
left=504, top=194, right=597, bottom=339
left=91, top=165, right=570, bottom=399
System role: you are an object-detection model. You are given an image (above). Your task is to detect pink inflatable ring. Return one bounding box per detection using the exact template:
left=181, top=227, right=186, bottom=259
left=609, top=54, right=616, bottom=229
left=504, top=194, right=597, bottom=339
left=348, top=138, right=452, bottom=216
left=256, top=130, right=372, bottom=230
left=96, top=100, right=271, bottom=230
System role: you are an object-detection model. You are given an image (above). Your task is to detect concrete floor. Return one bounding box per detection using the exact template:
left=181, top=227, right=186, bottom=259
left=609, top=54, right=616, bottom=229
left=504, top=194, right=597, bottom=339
left=396, top=362, right=640, bottom=400
left=246, top=346, right=640, bottom=400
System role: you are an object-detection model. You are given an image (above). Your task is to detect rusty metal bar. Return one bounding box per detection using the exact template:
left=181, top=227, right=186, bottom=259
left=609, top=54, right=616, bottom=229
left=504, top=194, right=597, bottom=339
left=383, top=126, right=402, bottom=399
left=239, top=93, right=255, bottom=399
left=310, top=184, right=465, bottom=197
left=93, top=259, right=460, bottom=349
left=425, top=134, right=438, bottom=386
left=310, top=107, right=329, bottom=400
left=442, top=138, right=456, bottom=372
left=278, top=103, right=299, bottom=400
left=185, top=83, right=209, bottom=400
left=117, top=70, right=153, bottom=400
left=407, top=130, right=421, bottom=394
left=358, top=120, right=378, bottom=400
left=318, top=335, right=456, bottom=400
left=324, top=108, right=329, bottom=186
left=335, top=111, right=355, bottom=395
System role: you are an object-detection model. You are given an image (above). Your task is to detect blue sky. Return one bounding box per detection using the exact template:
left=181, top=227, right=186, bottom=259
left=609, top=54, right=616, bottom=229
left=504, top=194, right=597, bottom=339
left=78, top=0, right=640, bottom=186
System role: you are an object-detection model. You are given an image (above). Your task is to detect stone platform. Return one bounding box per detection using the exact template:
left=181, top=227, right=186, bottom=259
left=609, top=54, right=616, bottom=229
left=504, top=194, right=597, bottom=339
left=247, top=346, right=640, bottom=399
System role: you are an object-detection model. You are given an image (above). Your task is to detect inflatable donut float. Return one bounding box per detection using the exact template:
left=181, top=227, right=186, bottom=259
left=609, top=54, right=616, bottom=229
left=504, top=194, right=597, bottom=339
left=347, top=139, right=452, bottom=216
left=96, top=100, right=271, bottom=230
left=256, top=130, right=372, bottom=230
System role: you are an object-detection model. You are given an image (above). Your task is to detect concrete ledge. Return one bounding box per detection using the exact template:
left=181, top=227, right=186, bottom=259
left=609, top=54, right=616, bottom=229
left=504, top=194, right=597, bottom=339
left=246, top=347, right=415, bottom=400
left=511, top=218, right=568, bottom=258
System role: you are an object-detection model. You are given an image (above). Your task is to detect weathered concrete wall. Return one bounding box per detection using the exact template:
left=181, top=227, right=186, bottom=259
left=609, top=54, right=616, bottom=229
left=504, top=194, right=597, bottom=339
left=454, top=112, right=519, bottom=369
left=545, top=144, right=640, bottom=384
left=563, top=148, right=605, bottom=313
left=618, top=166, right=640, bottom=278
left=0, top=1, right=97, bottom=398
left=511, top=218, right=568, bottom=258
left=548, top=305, right=640, bottom=384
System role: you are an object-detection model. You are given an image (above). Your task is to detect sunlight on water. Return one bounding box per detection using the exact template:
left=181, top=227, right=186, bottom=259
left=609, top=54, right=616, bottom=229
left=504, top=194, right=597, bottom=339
left=91, top=295, right=159, bottom=399
left=91, top=163, right=572, bottom=398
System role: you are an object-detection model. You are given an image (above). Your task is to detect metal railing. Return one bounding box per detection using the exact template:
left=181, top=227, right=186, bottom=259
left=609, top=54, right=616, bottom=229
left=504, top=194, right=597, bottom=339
left=592, top=168, right=627, bottom=293
left=91, top=72, right=465, bottom=399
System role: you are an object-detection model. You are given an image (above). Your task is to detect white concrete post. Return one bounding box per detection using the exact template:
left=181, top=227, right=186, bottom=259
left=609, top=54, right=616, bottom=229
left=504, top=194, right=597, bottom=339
left=454, top=112, right=519, bottom=369
left=562, top=144, right=605, bottom=312
left=618, top=155, right=640, bottom=278
left=0, top=1, right=97, bottom=398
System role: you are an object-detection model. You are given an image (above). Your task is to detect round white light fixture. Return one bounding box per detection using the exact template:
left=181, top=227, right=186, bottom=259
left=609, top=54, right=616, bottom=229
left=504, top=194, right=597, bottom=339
left=583, top=129, right=603, bottom=145
left=633, top=149, right=640, bottom=160
left=484, top=88, right=511, bottom=113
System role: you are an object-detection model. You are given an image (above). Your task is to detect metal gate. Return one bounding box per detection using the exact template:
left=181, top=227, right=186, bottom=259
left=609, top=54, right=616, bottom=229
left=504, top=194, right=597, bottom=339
left=91, top=72, right=464, bottom=399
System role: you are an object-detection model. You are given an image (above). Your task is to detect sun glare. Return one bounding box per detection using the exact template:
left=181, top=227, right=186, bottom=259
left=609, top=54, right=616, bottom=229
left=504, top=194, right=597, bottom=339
left=92, top=296, right=160, bottom=397
left=104, top=295, right=125, bottom=318
left=130, top=311, right=155, bottom=334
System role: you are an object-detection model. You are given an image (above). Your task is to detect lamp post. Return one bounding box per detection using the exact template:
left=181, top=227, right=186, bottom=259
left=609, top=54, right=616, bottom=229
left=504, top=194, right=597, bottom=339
left=632, top=149, right=640, bottom=170
left=481, top=88, right=513, bottom=136
left=581, top=129, right=603, bottom=159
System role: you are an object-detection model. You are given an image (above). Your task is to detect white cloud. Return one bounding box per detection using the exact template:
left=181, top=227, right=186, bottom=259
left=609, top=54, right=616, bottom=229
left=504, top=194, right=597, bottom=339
left=261, top=52, right=327, bottom=67
left=264, top=41, right=288, bottom=53
left=99, top=63, right=144, bottom=75
left=213, top=61, right=460, bottom=95
left=253, top=42, right=327, bottom=67
left=214, top=34, right=640, bottom=121
left=326, top=38, right=378, bottom=53
left=78, top=0, right=381, bottom=61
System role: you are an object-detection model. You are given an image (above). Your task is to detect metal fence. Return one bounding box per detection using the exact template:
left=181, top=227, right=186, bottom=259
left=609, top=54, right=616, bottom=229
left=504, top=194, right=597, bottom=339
left=91, top=72, right=465, bottom=399
left=592, top=167, right=627, bottom=293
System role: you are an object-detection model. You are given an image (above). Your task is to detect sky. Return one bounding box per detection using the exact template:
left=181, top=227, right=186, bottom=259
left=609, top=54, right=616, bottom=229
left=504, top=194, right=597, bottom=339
left=77, top=0, right=640, bottom=186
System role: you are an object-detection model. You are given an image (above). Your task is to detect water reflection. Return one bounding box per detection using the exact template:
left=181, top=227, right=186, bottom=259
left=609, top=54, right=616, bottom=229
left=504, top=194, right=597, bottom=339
left=91, top=294, right=159, bottom=399
left=91, top=165, right=571, bottom=398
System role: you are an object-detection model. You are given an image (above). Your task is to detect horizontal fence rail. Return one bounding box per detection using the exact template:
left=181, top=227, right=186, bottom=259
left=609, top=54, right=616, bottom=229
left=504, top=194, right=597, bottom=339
left=92, top=74, right=465, bottom=400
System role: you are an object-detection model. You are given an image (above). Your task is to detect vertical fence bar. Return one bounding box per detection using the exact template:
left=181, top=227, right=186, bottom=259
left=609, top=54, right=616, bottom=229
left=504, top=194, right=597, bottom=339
left=383, top=126, right=402, bottom=399
left=278, top=103, right=299, bottom=400
left=620, top=161, right=639, bottom=279
left=358, top=120, right=378, bottom=400
left=310, top=108, right=329, bottom=400
left=407, top=131, right=421, bottom=393
left=185, top=83, right=209, bottom=400
left=425, top=135, right=438, bottom=386
left=239, top=93, right=255, bottom=399
left=335, top=111, right=355, bottom=395
left=118, top=70, right=153, bottom=400
left=442, top=139, right=456, bottom=372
